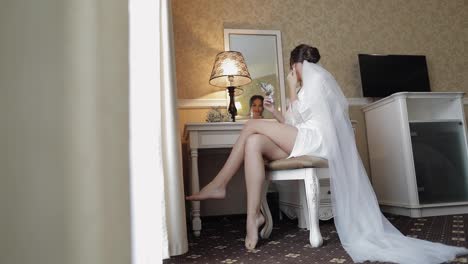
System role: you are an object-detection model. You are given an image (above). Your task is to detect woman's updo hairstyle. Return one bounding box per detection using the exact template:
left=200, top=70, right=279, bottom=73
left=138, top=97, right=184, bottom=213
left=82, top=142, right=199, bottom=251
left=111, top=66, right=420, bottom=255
left=289, top=44, right=320, bottom=69
left=249, top=95, right=264, bottom=107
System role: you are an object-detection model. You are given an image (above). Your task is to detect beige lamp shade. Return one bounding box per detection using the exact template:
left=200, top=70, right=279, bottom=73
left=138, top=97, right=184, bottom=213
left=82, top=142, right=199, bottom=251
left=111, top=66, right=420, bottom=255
left=209, top=51, right=252, bottom=87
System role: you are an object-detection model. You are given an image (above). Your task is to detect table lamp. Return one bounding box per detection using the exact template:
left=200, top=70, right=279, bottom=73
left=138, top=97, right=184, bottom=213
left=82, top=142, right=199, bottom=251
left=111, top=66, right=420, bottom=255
left=209, top=51, right=251, bottom=122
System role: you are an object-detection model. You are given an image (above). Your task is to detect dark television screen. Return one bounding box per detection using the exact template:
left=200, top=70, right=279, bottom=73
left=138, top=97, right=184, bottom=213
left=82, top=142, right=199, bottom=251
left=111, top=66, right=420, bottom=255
left=358, top=54, right=431, bottom=98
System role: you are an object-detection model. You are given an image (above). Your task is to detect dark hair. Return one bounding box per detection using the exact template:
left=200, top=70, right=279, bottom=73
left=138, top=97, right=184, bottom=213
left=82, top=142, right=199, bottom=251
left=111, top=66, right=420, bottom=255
left=249, top=95, right=264, bottom=107
left=289, top=44, right=320, bottom=69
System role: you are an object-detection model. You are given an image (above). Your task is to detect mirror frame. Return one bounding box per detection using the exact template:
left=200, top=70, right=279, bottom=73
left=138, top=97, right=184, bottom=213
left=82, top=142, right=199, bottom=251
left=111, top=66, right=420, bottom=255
left=224, top=29, right=286, bottom=119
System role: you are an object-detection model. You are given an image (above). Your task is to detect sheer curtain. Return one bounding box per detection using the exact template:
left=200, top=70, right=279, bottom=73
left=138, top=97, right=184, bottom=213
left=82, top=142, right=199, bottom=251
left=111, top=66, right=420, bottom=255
left=129, top=0, right=188, bottom=262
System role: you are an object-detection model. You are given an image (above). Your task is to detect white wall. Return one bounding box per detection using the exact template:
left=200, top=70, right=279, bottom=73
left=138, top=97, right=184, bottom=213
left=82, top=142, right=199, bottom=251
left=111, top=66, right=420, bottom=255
left=0, top=1, right=130, bottom=263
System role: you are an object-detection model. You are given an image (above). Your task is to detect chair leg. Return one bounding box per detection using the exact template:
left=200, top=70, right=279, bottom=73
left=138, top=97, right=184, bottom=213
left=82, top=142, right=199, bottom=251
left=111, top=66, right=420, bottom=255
left=304, top=170, right=323, bottom=247
left=260, top=180, right=273, bottom=239
left=298, top=181, right=309, bottom=229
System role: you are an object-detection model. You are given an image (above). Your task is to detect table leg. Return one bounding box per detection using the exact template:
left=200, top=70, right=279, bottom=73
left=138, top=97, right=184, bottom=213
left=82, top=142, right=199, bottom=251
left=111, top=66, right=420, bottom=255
left=190, top=149, right=201, bottom=237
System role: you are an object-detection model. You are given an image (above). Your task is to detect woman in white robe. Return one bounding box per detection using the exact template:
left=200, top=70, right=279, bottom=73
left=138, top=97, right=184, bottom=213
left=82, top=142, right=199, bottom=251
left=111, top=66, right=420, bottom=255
left=187, top=44, right=468, bottom=263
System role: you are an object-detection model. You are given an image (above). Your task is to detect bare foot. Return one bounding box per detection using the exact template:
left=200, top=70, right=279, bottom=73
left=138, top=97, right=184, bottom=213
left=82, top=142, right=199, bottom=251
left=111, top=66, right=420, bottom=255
left=186, top=181, right=226, bottom=201
left=245, top=212, right=265, bottom=250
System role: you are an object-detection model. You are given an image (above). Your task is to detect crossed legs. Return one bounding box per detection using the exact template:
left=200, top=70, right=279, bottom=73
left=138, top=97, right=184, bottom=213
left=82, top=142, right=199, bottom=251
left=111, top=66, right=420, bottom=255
left=244, top=133, right=293, bottom=249
left=186, top=119, right=298, bottom=249
left=186, top=119, right=297, bottom=200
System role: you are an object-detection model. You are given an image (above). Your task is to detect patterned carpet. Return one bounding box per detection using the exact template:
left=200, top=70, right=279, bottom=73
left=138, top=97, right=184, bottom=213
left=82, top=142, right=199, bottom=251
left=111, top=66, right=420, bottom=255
left=165, top=214, right=468, bottom=264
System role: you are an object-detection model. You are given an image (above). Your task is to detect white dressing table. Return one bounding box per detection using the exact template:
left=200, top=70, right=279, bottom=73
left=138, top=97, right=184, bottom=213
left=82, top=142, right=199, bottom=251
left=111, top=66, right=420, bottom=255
left=183, top=122, right=245, bottom=236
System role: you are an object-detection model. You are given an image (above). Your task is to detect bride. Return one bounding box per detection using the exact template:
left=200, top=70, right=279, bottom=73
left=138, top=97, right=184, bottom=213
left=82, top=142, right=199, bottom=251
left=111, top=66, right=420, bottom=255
left=187, top=44, right=468, bottom=263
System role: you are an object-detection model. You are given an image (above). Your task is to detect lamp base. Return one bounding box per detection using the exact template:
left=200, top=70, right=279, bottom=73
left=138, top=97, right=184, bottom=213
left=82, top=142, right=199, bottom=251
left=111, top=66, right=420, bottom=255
left=227, top=86, right=237, bottom=122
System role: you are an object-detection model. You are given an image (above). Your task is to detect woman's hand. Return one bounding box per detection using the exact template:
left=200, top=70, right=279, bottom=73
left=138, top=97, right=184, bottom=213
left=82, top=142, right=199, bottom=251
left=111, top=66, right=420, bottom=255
left=287, top=68, right=298, bottom=91
left=287, top=68, right=299, bottom=102
left=263, top=97, right=275, bottom=113
left=263, top=97, right=285, bottom=123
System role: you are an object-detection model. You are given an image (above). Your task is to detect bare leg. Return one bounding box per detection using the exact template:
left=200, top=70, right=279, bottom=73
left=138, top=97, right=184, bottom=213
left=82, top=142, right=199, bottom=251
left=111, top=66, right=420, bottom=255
left=186, top=119, right=297, bottom=201
left=244, top=134, right=292, bottom=249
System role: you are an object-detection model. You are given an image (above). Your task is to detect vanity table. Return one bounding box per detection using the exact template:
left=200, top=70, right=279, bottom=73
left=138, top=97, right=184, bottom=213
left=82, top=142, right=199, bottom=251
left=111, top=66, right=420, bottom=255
left=183, top=120, right=356, bottom=236
left=183, top=122, right=245, bottom=236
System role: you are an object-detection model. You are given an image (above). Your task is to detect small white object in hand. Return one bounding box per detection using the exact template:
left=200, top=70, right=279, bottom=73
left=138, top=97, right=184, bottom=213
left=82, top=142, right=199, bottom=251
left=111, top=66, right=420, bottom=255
left=259, top=82, right=274, bottom=103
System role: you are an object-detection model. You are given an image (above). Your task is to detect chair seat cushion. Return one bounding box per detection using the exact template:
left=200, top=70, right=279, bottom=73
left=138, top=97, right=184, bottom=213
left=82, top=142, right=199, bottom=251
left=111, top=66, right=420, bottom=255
left=266, top=155, right=328, bottom=171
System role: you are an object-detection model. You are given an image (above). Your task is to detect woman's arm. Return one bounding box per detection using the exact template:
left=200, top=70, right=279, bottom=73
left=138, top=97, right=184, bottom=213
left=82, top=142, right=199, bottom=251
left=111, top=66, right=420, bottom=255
left=287, top=66, right=323, bottom=125
left=263, top=99, right=285, bottom=123
left=263, top=68, right=300, bottom=124
left=271, top=106, right=285, bottom=123
left=287, top=68, right=299, bottom=104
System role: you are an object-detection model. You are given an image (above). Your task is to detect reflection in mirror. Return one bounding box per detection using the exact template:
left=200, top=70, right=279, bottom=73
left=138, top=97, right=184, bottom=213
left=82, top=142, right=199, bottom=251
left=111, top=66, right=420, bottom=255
left=224, top=29, right=286, bottom=119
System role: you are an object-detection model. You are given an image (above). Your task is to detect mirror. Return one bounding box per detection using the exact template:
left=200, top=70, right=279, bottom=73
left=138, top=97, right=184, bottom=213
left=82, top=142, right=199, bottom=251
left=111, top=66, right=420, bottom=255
left=224, top=29, right=286, bottom=119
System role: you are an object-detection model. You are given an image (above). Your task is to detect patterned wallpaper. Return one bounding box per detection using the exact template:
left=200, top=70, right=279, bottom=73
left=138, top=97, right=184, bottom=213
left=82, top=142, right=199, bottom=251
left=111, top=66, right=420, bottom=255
left=172, top=0, right=468, bottom=99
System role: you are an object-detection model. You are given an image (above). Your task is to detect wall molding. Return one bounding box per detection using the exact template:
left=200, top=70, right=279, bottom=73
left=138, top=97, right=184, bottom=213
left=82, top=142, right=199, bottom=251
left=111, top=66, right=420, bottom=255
left=178, top=97, right=374, bottom=109
left=178, top=99, right=227, bottom=109
left=178, top=97, right=468, bottom=109
left=347, top=97, right=374, bottom=106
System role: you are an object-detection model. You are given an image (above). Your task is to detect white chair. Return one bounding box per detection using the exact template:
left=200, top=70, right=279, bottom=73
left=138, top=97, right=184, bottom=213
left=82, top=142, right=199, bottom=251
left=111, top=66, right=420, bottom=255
left=260, top=155, right=329, bottom=247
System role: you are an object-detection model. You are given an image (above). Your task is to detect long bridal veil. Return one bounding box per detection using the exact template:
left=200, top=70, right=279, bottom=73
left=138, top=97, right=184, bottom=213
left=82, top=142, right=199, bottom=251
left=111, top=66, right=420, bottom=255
left=302, top=61, right=468, bottom=263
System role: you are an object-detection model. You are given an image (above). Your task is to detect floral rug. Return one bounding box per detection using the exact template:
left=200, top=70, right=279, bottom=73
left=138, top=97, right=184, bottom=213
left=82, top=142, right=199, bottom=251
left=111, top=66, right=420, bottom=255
left=164, top=214, right=468, bottom=264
